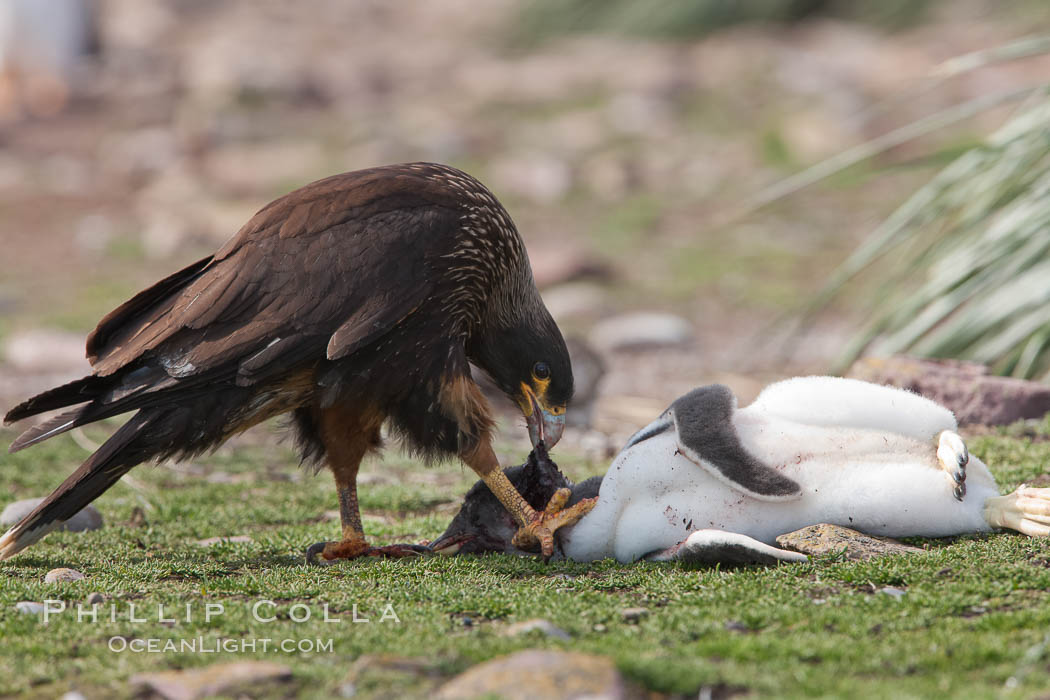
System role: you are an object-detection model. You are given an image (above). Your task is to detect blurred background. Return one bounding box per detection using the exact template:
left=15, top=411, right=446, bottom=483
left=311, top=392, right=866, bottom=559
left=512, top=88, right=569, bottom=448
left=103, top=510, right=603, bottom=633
left=2, top=0, right=1050, bottom=455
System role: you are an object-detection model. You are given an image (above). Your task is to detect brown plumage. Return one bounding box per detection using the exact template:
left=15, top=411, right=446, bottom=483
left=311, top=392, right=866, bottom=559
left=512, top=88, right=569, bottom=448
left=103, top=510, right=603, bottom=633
left=1, top=162, right=596, bottom=561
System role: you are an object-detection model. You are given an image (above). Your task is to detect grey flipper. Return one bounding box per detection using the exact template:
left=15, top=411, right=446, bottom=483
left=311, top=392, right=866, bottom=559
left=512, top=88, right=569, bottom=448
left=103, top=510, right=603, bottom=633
left=669, top=385, right=802, bottom=501
left=623, top=414, right=674, bottom=449
left=646, top=529, right=808, bottom=566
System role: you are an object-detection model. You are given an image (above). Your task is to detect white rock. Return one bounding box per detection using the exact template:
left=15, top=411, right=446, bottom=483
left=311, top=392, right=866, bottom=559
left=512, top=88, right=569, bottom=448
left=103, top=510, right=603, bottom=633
left=502, top=618, right=570, bottom=640
left=0, top=498, right=103, bottom=532
left=879, top=586, right=907, bottom=600
left=589, top=312, right=693, bottom=351
left=3, top=330, right=90, bottom=373
left=15, top=601, right=45, bottom=615
left=542, top=283, right=607, bottom=321
left=491, top=154, right=572, bottom=204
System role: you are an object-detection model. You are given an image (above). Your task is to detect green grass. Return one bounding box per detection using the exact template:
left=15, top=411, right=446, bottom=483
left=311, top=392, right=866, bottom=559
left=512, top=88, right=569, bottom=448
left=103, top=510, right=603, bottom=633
left=2, top=421, right=1050, bottom=698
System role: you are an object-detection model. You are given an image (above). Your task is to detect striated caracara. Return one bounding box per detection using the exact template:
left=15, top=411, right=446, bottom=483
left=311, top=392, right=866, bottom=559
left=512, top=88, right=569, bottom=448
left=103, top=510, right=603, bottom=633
left=0, top=162, right=596, bottom=562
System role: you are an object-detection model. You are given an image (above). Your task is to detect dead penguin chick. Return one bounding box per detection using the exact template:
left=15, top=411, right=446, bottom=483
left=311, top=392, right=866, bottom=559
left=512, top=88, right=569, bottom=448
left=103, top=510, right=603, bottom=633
left=433, top=377, right=1050, bottom=564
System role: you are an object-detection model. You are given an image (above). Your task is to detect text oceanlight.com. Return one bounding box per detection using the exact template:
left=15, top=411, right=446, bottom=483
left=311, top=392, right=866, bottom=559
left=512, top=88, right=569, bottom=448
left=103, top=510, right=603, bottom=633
left=108, top=637, right=334, bottom=654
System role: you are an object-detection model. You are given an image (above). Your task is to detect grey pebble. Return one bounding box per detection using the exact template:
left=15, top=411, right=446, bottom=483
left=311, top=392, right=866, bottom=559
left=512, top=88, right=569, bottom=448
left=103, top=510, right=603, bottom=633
left=621, top=607, right=649, bottom=623
left=503, top=619, right=571, bottom=640
left=1, top=498, right=102, bottom=532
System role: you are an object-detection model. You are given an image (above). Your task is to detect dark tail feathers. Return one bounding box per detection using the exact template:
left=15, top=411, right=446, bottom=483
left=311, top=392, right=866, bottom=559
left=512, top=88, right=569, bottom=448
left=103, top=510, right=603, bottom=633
left=6, top=366, right=178, bottom=454
left=0, top=413, right=150, bottom=560
left=8, top=407, right=86, bottom=453
left=5, top=374, right=113, bottom=454
left=4, top=375, right=108, bottom=425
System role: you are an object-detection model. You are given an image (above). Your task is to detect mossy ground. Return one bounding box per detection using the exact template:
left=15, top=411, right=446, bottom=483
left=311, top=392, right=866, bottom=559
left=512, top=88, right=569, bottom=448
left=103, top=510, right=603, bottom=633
left=2, top=419, right=1050, bottom=699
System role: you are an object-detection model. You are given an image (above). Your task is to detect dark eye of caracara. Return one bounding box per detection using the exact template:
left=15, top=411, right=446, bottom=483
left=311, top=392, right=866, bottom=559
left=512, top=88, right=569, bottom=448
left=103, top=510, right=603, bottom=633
left=532, top=362, right=550, bottom=381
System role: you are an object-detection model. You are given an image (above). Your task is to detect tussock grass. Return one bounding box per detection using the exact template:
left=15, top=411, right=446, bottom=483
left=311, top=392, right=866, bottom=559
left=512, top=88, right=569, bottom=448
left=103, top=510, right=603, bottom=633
left=813, top=90, right=1050, bottom=377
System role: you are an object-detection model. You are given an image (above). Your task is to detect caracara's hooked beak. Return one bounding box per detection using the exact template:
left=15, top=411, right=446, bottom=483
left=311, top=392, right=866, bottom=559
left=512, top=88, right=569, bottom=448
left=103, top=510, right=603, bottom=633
left=519, top=384, right=566, bottom=450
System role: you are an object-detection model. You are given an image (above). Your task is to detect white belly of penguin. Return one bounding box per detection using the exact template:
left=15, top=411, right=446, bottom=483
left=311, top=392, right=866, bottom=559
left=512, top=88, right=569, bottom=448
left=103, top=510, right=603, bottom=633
left=562, top=413, right=1000, bottom=563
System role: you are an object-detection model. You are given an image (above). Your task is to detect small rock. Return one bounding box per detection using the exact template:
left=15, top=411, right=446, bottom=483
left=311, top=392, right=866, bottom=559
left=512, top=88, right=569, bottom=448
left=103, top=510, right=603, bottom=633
left=45, top=568, right=85, bottom=583
left=0, top=498, right=102, bottom=533
left=542, top=282, right=608, bottom=321
left=130, top=661, right=291, bottom=700
left=100, top=127, right=180, bottom=179
left=530, top=250, right=613, bottom=289
left=73, top=213, right=114, bottom=255
left=15, top=601, right=45, bottom=615
left=590, top=312, right=693, bottom=352
left=593, top=623, right=607, bottom=633
left=776, top=524, right=924, bottom=561
left=194, top=535, right=252, bottom=547
left=879, top=586, right=907, bottom=600
left=621, top=607, right=649, bottom=623
left=781, top=107, right=857, bottom=161
left=60, top=691, right=87, bottom=700
left=503, top=619, right=570, bottom=640
left=847, top=356, right=1050, bottom=425
left=203, top=141, right=326, bottom=194
left=3, top=329, right=90, bottom=373
left=565, top=336, right=605, bottom=429
left=339, top=654, right=444, bottom=698
left=698, top=683, right=750, bottom=700
left=490, top=153, right=572, bottom=204
left=205, top=471, right=235, bottom=483
left=437, top=650, right=644, bottom=700
left=85, top=592, right=104, bottom=605
left=607, top=91, right=673, bottom=136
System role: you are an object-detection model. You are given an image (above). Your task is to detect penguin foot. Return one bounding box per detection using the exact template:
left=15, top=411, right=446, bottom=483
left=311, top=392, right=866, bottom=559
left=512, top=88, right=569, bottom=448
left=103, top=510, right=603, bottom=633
left=936, top=431, right=968, bottom=501
left=983, top=486, right=1050, bottom=536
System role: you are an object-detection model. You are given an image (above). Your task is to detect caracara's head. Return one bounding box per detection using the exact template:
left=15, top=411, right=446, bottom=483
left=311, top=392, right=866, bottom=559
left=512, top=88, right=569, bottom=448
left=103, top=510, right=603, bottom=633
left=471, top=306, right=573, bottom=449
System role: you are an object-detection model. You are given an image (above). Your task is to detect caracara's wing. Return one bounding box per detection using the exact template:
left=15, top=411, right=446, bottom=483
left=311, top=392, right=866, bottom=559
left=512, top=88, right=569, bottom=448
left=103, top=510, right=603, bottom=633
left=86, top=167, right=459, bottom=385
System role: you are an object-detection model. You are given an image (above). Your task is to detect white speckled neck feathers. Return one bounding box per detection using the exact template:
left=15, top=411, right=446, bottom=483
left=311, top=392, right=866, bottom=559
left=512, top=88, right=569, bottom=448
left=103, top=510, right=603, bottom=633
left=408, top=163, right=537, bottom=331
